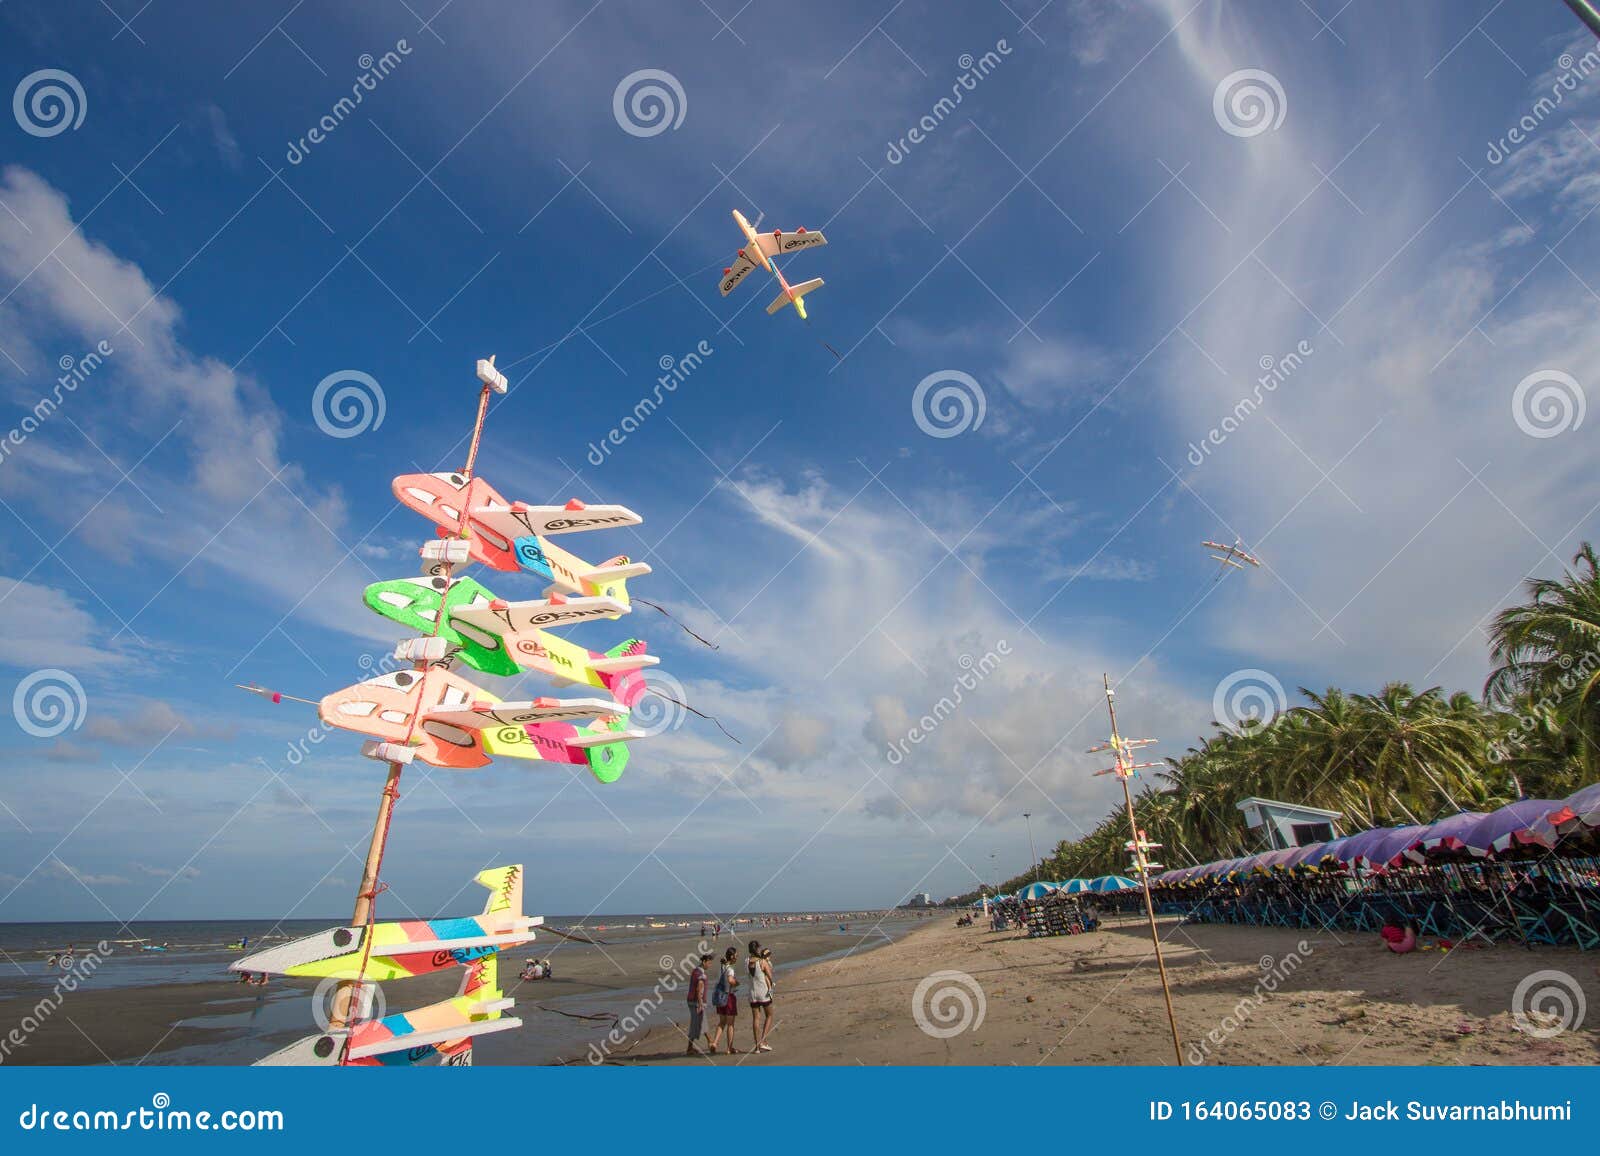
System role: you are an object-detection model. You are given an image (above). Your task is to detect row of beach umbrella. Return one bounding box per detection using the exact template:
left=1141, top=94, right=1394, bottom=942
left=1152, top=781, right=1600, bottom=887
left=983, top=875, right=1142, bottom=904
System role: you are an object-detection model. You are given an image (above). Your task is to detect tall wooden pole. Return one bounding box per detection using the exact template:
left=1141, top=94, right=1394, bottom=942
left=1100, top=674, right=1184, bottom=1065
left=329, top=762, right=403, bottom=1030
left=329, top=369, right=499, bottom=1039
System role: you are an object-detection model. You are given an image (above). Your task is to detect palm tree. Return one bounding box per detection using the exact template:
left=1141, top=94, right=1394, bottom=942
left=1487, top=542, right=1600, bottom=777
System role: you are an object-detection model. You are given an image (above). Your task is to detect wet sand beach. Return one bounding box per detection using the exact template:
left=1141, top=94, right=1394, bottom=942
left=0, top=914, right=929, bottom=1065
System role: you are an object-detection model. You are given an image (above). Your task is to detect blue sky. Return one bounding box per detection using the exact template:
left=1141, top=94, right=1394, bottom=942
left=1, top=0, right=1597, bottom=922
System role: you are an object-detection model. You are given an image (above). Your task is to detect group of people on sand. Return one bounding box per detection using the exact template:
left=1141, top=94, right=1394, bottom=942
left=684, top=942, right=775, bottom=1056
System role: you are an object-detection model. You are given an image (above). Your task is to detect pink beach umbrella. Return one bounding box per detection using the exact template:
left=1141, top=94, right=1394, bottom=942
left=1522, top=782, right=1600, bottom=849
left=1544, top=782, right=1600, bottom=834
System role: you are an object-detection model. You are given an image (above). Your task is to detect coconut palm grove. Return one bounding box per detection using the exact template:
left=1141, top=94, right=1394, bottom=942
left=963, top=546, right=1600, bottom=897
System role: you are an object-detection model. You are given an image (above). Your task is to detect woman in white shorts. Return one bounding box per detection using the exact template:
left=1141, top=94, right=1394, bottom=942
left=746, top=943, right=774, bottom=1053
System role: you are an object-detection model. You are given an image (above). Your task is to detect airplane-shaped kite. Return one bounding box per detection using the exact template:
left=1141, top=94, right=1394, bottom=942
left=318, top=666, right=644, bottom=781
left=392, top=472, right=650, bottom=606
left=361, top=575, right=658, bottom=709
left=719, top=209, right=828, bottom=320
left=1087, top=735, right=1160, bottom=780
left=244, top=866, right=533, bottom=1067
left=1202, top=538, right=1261, bottom=573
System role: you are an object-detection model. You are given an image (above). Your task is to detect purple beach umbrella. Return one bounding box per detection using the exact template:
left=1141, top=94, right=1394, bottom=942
left=1461, top=799, right=1562, bottom=857
left=1361, top=824, right=1432, bottom=869
left=1416, top=811, right=1488, bottom=857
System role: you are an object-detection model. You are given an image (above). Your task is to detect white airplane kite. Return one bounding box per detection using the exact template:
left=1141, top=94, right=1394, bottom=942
left=1202, top=538, right=1261, bottom=580
left=719, top=209, right=827, bottom=320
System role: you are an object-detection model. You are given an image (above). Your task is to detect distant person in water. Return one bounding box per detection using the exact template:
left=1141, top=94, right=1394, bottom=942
left=747, top=943, right=774, bottom=1053
left=706, top=946, right=741, bottom=1054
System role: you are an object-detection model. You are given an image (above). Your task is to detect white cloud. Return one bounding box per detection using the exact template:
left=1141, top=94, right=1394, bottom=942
left=0, top=167, right=381, bottom=643
left=0, top=577, right=123, bottom=669
left=134, top=863, right=201, bottom=880
left=641, top=470, right=1207, bottom=827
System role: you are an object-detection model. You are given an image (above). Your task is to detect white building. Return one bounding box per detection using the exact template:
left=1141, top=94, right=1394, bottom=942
left=1236, top=797, right=1343, bottom=850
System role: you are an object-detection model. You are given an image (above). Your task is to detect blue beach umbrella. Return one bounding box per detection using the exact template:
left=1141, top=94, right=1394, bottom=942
left=1087, top=875, right=1139, bottom=892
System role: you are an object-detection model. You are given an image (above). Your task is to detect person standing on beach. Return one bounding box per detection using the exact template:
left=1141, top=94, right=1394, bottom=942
left=685, top=952, right=712, bottom=1056
left=746, top=944, right=774, bottom=1053
left=706, top=946, right=741, bottom=1054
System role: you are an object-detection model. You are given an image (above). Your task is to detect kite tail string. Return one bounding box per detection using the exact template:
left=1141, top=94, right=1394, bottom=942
left=802, top=315, right=844, bottom=362
left=649, top=689, right=741, bottom=745
left=633, top=597, right=719, bottom=650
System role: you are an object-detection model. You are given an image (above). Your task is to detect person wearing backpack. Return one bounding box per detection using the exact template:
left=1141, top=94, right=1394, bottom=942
left=706, top=945, right=741, bottom=1054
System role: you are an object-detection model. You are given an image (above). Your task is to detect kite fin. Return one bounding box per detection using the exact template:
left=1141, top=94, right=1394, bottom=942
left=769, top=277, right=823, bottom=318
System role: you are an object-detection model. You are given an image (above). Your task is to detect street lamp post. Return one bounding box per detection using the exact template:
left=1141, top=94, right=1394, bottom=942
left=1023, top=812, right=1039, bottom=883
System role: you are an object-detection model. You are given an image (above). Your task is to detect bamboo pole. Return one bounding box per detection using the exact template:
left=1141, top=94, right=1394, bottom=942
left=329, top=761, right=403, bottom=1030
left=1562, top=0, right=1600, bottom=41
left=327, top=370, right=498, bottom=1043
left=1100, top=674, right=1184, bottom=1065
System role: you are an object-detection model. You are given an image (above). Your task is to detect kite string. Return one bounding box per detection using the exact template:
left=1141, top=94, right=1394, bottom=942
left=633, top=597, right=718, bottom=649
left=650, top=689, right=741, bottom=745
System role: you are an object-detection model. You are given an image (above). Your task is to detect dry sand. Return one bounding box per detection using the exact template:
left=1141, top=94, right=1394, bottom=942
left=597, top=915, right=1600, bottom=1065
